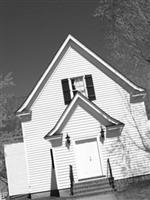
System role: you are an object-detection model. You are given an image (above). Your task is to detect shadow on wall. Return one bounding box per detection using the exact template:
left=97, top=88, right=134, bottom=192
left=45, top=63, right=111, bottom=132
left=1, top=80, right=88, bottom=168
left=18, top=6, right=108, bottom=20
left=50, top=163, right=59, bottom=197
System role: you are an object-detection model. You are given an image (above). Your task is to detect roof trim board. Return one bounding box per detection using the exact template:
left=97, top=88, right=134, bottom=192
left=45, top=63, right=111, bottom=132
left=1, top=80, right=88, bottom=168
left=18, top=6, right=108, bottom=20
left=44, top=92, right=124, bottom=139
left=17, top=34, right=145, bottom=113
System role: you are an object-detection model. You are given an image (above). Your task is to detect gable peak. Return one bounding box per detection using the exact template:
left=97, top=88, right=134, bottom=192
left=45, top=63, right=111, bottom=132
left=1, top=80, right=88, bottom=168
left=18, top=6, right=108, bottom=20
left=17, top=35, right=145, bottom=113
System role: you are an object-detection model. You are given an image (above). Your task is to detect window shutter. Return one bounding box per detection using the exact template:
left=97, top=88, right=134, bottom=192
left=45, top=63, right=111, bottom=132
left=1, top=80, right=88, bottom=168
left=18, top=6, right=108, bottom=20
left=61, top=79, right=71, bottom=105
left=85, top=75, right=96, bottom=101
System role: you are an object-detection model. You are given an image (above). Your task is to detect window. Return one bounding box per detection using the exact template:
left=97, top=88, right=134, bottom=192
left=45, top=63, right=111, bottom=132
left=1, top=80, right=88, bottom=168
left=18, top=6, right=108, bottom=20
left=61, top=74, right=96, bottom=105
left=71, top=76, right=86, bottom=97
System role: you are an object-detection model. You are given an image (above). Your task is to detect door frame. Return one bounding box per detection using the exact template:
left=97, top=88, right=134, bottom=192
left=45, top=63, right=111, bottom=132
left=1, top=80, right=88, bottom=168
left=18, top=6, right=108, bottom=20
left=74, top=137, right=104, bottom=181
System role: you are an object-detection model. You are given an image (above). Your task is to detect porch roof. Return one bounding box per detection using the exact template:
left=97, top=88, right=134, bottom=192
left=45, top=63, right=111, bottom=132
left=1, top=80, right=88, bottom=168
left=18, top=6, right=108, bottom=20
left=44, top=92, right=124, bottom=139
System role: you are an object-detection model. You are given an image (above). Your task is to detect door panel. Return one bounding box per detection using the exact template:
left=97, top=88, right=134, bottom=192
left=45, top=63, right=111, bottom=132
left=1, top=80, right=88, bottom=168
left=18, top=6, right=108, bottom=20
left=75, top=140, right=102, bottom=180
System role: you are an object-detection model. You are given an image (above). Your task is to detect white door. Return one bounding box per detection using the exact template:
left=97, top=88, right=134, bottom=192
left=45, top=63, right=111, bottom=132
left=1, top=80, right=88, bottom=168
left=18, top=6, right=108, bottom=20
left=75, top=139, right=102, bottom=180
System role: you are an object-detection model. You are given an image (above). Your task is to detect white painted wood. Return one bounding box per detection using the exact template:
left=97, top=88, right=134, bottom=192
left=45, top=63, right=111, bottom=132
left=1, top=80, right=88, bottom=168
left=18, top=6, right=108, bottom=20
left=4, top=143, right=29, bottom=196
left=75, top=140, right=102, bottom=179
left=18, top=41, right=150, bottom=194
left=47, top=105, right=104, bottom=189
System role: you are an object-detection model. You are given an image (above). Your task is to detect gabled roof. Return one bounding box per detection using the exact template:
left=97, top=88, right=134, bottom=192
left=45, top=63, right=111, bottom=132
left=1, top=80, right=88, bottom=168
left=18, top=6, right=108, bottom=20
left=17, top=34, right=145, bottom=113
left=44, top=92, right=124, bottom=139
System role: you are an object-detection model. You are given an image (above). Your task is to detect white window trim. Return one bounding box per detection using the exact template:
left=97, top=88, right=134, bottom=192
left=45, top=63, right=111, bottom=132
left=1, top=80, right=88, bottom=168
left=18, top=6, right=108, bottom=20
left=83, top=76, right=88, bottom=97
left=68, top=78, right=74, bottom=99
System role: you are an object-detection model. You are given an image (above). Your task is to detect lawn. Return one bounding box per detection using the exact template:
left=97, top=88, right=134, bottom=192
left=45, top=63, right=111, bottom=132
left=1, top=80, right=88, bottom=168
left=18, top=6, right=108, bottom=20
left=114, top=179, right=150, bottom=200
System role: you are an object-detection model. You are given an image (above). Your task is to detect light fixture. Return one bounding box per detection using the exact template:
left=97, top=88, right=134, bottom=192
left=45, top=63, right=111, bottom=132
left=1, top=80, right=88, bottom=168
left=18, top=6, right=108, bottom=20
left=66, top=134, right=71, bottom=145
left=100, top=126, right=105, bottom=142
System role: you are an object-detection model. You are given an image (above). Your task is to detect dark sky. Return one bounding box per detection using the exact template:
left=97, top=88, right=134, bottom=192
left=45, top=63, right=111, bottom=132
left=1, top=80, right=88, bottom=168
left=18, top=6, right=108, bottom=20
left=1, top=0, right=107, bottom=97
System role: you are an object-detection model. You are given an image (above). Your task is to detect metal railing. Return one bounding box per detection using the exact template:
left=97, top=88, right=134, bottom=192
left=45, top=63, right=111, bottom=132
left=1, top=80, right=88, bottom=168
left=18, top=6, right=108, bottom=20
left=107, top=158, right=115, bottom=190
left=69, top=165, right=74, bottom=195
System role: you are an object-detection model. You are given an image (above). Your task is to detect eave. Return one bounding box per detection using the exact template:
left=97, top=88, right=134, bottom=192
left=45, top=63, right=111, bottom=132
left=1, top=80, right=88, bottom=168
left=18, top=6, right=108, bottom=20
left=130, top=91, right=146, bottom=103
left=17, top=110, right=32, bottom=122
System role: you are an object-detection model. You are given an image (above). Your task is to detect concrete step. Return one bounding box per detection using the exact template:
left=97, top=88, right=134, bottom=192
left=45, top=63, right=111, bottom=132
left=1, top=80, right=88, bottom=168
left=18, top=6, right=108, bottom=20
left=74, top=178, right=110, bottom=189
left=72, top=177, right=113, bottom=197
left=68, top=189, right=113, bottom=199
left=74, top=186, right=112, bottom=195
left=74, top=184, right=112, bottom=194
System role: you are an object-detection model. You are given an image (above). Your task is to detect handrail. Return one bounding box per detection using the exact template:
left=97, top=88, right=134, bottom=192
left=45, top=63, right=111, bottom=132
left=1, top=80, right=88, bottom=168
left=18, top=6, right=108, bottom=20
left=107, top=158, right=115, bottom=190
left=69, top=165, right=74, bottom=195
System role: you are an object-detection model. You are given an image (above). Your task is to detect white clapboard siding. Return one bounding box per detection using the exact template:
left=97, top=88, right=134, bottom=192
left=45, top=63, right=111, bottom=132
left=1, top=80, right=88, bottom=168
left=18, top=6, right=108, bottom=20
left=53, top=103, right=150, bottom=188
left=103, top=101, right=150, bottom=180
left=21, top=46, right=150, bottom=192
left=4, top=143, right=29, bottom=196
left=54, top=105, right=104, bottom=189
left=31, top=47, right=126, bottom=127
left=22, top=122, right=54, bottom=193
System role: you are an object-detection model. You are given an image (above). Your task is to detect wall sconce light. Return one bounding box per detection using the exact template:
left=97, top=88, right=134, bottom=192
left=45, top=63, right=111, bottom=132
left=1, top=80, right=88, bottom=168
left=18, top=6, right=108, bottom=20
left=66, top=134, right=71, bottom=146
left=100, top=126, right=105, bottom=142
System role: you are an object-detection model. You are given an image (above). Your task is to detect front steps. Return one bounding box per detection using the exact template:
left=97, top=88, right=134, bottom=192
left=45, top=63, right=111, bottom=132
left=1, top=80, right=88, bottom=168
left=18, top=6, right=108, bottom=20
left=71, top=177, right=113, bottom=198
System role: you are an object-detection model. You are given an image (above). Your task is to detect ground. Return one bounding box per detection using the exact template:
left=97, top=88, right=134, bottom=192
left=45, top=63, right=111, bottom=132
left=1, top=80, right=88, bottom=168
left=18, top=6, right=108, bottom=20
left=7, top=179, right=150, bottom=200
left=114, top=179, right=150, bottom=200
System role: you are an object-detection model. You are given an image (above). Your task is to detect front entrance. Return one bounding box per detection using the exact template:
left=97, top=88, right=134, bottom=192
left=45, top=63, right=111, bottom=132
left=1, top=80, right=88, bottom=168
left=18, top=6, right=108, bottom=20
left=75, top=139, right=102, bottom=180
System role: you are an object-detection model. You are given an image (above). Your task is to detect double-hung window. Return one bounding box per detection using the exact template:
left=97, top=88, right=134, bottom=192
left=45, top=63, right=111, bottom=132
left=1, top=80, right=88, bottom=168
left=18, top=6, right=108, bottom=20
left=61, top=74, right=96, bottom=105
left=70, top=76, right=86, bottom=97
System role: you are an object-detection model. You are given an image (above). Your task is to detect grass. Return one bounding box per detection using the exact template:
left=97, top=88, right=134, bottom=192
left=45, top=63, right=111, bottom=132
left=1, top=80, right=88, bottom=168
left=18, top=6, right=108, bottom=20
left=114, top=179, right=150, bottom=200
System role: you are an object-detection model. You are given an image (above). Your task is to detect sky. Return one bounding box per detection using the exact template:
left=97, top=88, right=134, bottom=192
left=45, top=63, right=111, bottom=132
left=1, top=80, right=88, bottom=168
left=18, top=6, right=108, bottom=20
left=1, top=0, right=107, bottom=97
